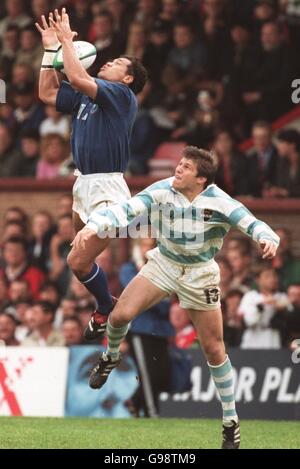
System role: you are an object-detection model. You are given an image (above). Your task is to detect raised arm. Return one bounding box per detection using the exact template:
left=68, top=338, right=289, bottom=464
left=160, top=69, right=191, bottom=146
left=35, top=13, right=63, bottom=105
left=226, top=200, right=280, bottom=259
left=71, top=180, right=168, bottom=251
left=86, top=190, right=154, bottom=236
left=49, top=8, right=97, bottom=99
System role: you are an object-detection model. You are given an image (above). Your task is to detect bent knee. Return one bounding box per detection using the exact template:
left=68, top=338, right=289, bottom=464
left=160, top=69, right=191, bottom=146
left=67, top=250, right=90, bottom=274
left=110, top=303, right=136, bottom=327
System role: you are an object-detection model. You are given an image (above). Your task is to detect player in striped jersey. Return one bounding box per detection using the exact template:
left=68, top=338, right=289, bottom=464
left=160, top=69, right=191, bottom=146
left=73, top=146, right=280, bottom=448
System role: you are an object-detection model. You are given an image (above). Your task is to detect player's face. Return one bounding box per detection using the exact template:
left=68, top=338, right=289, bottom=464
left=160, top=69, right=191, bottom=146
left=98, top=57, right=133, bottom=85
left=173, top=157, right=201, bottom=191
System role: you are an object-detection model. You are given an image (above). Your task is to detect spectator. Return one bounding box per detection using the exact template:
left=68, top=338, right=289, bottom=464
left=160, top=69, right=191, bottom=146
left=68, top=275, right=93, bottom=305
left=0, top=278, right=9, bottom=310
left=88, top=11, right=124, bottom=76
left=217, top=257, right=234, bottom=297
left=201, top=12, right=231, bottom=80
left=68, top=0, right=92, bottom=41
left=0, top=237, right=45, bottom=301
left=163, top=21, right=207, bottom=91
left=39, top=105, right=70, bottom=139
left=280, top=0, right=300, bottom=57
left=15, top=23, right=43, bottom=76
left=76, top=300, right=96, bottom=330
left=169, top=302, right=197, bottom=349
left=0, top=0, right=31, bottom=36
left=268, top=129, right=300, bottom=197
left=142, top=18, right=172, bottom=104
left=12, top=81, right=45, bottom=135
left=272, top=228, right=300, bottom=290
left=1, top=221, right=27, bottom=244
left=120, top=237, right=174, bottom=417
left=105, top=0, right=133, bottom=40
left=11, top=62, right=35, bottom=86
left=180, top=89, right=220, bottom=148
left=221, top=21, right=255, bottom=138
left=0, top=123, right=22, bottom=177
left=242, top=22, right=295, bottom=126
left=39, top=281, right=61, bottom=308
left=227, top=246, right=253, bottom=291
left=214, top=129, right=249, bottom=196
left=223, top=289, right=244, bottom=347
left=247, top=121, right=278, bottom=197
left=239, top=267, right=289, bottom=349
left=57, top=194, right=73, bottom=217
left=285, top=284, right=300, bottom=347
left=49, top=214, right=74, bottom=295
left=54, top=296, right=77, bottom=328
left=159, top=0, right=183, bottom=25
left=96, top=246, right=120, bottom=298
left=15, top=129, right=40, bottom=177
left=202, top=0, right=228, bottom=25
left=22, top=301, right=64, bottom=346
left=3, top=207, right=28, bottom=231
left=36, top=134, right=70, bottom=179
left=62, top=316, right=84, bottom=346
left=13, top=300, right=32, bottom=342
left=0, top=311, right=19, bottom=346
left=8, top=278, right=32, bottom=303
left=128, top=109, right=158, bottom=174
left=28, top=210, right=54, bottom=272
left=0, top=24, right=20, bottom=78
left=30, top=0, right=52, bottom=23
left=126, top=22, right=147, bottom=61
left=253, top=0, right=277, bottom=41
left=134, top=0, right=159, bottom=31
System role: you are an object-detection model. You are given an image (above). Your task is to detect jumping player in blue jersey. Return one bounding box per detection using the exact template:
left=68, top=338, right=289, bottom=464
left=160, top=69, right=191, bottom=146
left=36, top=9, right=148, bottom=338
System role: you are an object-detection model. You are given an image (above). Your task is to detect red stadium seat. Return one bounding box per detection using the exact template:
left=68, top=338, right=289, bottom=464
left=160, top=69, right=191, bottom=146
left=152, top=141, right=187, bottom=161
left=148, top=141, right=187, bottom=177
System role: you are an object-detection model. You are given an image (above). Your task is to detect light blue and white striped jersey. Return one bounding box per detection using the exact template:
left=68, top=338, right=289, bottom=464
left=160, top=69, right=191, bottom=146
left=86, top=177, right=280, bottom=265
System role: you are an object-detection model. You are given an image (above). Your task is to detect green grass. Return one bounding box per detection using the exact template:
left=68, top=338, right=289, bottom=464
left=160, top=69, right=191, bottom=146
left=0, top=417, right=299, bottom=449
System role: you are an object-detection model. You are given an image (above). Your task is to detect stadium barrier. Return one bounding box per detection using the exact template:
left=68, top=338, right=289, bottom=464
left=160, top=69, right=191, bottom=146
left=0, top=347, right=299, bottom=420
left=160, top=349, right=300, bottom=421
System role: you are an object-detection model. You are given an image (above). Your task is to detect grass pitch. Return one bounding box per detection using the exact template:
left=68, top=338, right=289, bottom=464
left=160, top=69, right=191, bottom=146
left=0, top=417, right=299, bottom=449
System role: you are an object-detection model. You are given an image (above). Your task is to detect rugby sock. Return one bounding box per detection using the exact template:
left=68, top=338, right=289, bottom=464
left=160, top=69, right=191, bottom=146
left=106, top=319, right=129, bottom=360
left=80, top=263, right=113, bottom=315
left=208, top=355, right=238, bottom=425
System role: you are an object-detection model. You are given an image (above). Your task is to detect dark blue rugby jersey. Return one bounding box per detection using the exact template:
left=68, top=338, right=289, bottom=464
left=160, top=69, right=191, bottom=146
left=56, top=79, right=137, bottom=174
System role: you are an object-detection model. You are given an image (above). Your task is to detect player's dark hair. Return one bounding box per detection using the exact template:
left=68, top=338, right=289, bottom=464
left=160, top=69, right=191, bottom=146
left=120, top=55, right=148, bottom=94
left=182, top=146, right=217, bottom=187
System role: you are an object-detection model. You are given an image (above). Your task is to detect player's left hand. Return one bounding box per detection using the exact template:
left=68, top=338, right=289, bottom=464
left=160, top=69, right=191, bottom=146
left=71, top=227, right=96, bottom=252
left=259, top=239, right=278, bottom=259
left=49, top=8, right=78, bottom=42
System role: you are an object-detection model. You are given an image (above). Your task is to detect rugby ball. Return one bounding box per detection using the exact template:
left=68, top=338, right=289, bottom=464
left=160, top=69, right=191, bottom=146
left=53, top=41, right=97, bottom=73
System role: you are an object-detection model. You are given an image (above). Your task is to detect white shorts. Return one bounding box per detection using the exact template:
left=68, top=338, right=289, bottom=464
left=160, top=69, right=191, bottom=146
left=139, top=248, right=221, bottom=311
left=72, top=171, right=131, bottom=224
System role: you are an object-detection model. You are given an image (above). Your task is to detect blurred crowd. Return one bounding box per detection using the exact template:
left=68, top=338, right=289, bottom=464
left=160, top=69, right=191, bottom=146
left=0, top=202, right=300, bottom=354
left=0, top=0, right=300, bottom=191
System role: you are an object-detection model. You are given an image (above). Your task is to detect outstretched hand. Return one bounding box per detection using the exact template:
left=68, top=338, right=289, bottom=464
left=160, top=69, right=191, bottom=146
left=71, top=227, right=97, bottom=252
left=35, top=12, right=60, bottom=49
left=49, top=8, right=78, bottom=43
left=260, top=239, right=278, bottom=260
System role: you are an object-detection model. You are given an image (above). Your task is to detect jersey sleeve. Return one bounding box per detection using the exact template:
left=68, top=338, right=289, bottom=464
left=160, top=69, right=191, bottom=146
left=86, top=191, right=153, bottom=235
left=93, top=79, right=134, bottom=113
left=221, top=197, right=280, bottom=246
left=86, top=179, right=169, bottom=236
left=56, top=80, right=82, bottom=114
